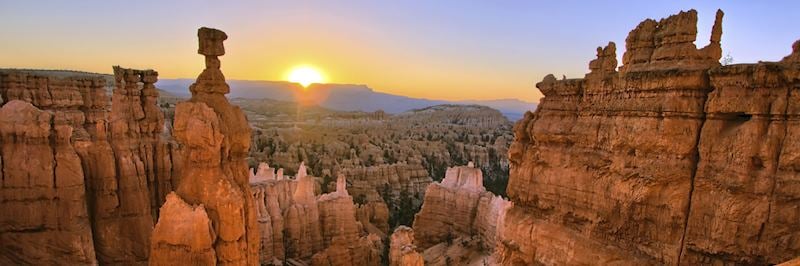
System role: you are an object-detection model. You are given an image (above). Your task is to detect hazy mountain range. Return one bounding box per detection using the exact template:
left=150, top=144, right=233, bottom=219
left=156, top=79, right=536, bottom=120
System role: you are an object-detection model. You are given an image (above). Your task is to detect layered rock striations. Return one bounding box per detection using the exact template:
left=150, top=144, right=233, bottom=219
left=0, top=100, right=97, bottom=265
left=336, top=162, right=431, bottom=230
left=0, top=67, right=175, bottom=264
left=92, top=66, right=170, bottom=264
left=389, top=226, right=424, bottom=266
left=504, top=9, right=800, bottom=265
left=412, top=164, right=510, bottom=250
left=681, top=41, right=800, bottom=264
left=150, top=27, right=259, bottom=265
left=250, top=164, right=383, bottom=265
left=389, top=164, right=510, bottom=265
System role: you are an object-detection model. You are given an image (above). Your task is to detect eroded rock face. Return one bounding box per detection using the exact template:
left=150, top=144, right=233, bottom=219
left=0, top=100, right=96, bottom=265
left=389, top=226, right=424, bottom=266
left=149, top=193, right=216, bottom=265
left=682, top=54, right=800, bottom=264
left=412, top=164, right=509, bottom=251
left=251, top=165, right=383, bottom=265
left=337, top=162, right=431, bottom=230
left=0, top=68, right=175, bottom=264
left=503, top=9, right=800, bottom=265
left=150, top=27, right=259, bottom=265
left=395, top=164, right=510, bottom=265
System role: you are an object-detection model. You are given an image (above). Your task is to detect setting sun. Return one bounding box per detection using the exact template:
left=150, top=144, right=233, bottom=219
left=287, top=66, right=324, bottom=88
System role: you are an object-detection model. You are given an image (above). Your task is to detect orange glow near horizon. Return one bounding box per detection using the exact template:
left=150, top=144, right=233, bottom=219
left=286, top=65, right=325, bottom=88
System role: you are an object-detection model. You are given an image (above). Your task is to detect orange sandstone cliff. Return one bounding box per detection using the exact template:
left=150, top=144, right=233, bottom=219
left=0, top=66, right=175, bottom=264
left=502, top=9, right=800, bottom=265
left=389, top=163, right=511, bottom=265
left=250, top=163, right=383, bottom=265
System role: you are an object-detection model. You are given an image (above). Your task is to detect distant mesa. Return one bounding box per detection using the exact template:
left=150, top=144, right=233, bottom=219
left=154, top=79, right=535, bottom=120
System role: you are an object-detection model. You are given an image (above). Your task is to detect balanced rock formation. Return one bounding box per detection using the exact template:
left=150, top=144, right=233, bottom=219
left=251, top=164, right=383, bottom=265
left=0, top=67, right=175, bottom=264
left=503, top=9, right=800, bottom=265
left=150, top=27, right=259, bottom=265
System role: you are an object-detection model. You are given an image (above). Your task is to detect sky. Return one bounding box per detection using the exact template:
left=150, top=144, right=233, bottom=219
left=1, top=1, right=798, bottom=102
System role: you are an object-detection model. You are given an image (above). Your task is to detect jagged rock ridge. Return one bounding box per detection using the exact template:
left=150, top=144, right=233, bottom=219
left=503, top=9, right=800, bottom=265
left=0, top=65, right=175, bottom=264
left=250, top=163, right=383, bottom=265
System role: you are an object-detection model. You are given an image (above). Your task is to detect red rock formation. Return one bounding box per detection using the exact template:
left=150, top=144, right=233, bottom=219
left=389, top=226, right=424, bottom=266
left=682, top=46, right=800, bottom=265
left=504, top=9, right=800, bottom=265
left=396, top=163, right=510, bottom=265
left=285, top=164, right=325, bottom=260
left=312, top=174, right=383, bottom=266
left=251, top=165, right=383, bottom=265
left=0, top=100, right=97, bottom=265
left=150, top=27, right=259, bottom=265
left=412, top=164, right=509, bottom=250
left=149, top=193, right=216, bottom=265
left=336, top=162, right=431, bottom=232
left=87, top=66, right=170, bottom=264
left=0, top=68, right=174, bottom=264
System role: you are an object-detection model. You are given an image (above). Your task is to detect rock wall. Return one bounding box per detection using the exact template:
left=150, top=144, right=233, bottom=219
left=0, top=100, right=96, bottom=265
left=503, top=9, right=800, bottom=265
left=0, top=67, right=175, bottom=264
left=389, top=226, right=424, bottom=266
left=681, top=44, right=800, bottom=264
left=388, top=164, right=510, bottom=265
left=149, top=193, right=216, bottom=264
left=412, top=164, right=510, bottom=251
left=336, top=162, right=431, bottom=230
left=150, top=27, right=259, bottom=265
left=251, top=164, right=383, bottom=265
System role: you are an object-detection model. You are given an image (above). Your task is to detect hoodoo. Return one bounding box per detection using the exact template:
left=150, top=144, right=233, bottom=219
left=149, top=27, right=260, bottom=265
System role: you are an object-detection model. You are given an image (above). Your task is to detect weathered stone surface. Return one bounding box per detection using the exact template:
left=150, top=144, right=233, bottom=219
left=0, top=68, right=175, bottom=265
left=412, top=164, right=509, bottom=250
left=620, top=9, right=723, bottom=73
left=389, top=226, right=424, bottom=266
left=251, top=164, right=382, bottom=265
left=404, top=164, right=510, bottom=265
left=780, top=257, right=800, bottom=266
left=503, top=9, right=800, bottom=265
left=151, top=27, right=258, bottom=266
left=337, top=162, right=431, bottom=231
left=0, top=100, right=97, bottom=265
left=681, top=58, right=800, bottom=265
left=149, top=193, right=216, bottom=266
left=412, top=167, right=484, bottom=249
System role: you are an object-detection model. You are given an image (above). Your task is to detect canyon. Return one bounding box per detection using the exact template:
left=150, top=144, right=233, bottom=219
left=1, top=8, right=800, bottom=266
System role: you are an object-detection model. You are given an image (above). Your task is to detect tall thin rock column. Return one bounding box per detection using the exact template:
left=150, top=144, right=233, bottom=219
left=150, top=27, right=259, bottom=266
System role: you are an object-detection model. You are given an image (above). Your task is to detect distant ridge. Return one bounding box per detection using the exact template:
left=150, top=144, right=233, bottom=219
left=156, top=78, right=536, bottom=120
left=0, top=69, right=537, bottom=121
